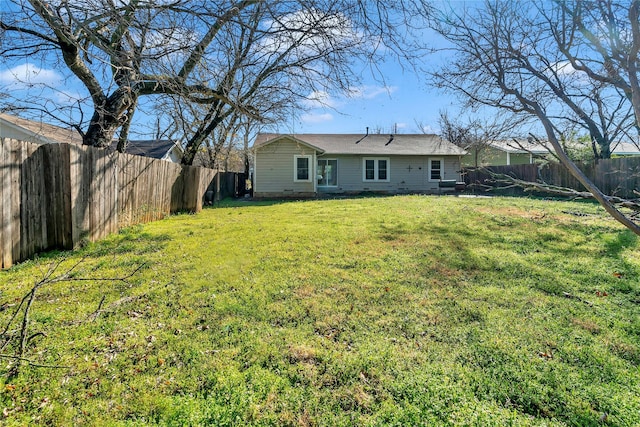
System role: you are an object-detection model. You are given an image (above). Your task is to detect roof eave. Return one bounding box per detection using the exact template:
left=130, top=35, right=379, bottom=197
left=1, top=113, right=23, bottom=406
left=0, top=116, right=55, bottom=144
left=254, top=134, right=325, bottom=154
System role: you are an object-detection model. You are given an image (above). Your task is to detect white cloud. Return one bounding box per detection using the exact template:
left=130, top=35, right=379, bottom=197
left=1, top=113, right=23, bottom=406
left=55, top=89, right=85, bottom=104
left=302, top=91, right=341, bottom=109
left=552, top=60, right=578, bottom=76
left=261, top=8, right=363, bottom=57
left=420, top=124, right=438, bottom=134
left=301, top=112, right=333, bottom=124
left=549, top=61, right=589, bottom=84
left=303, top=85, right=396, bottom=110
left=0, top=64, right=62, bottom=88
left=348, top=85, right=397, bottom=100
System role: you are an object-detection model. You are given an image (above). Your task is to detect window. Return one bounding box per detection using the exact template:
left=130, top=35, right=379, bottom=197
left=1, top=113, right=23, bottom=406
left=378, top=159, right=387, bottom=180
left=294, top=155, right=312, bottom=182
left=363, top=158, right=390, bottom=182
left=365, top=159, right=375, bottom=180
left=429, top=158, right=443, bottom=182
left=317, top=159, right=338, bottom=186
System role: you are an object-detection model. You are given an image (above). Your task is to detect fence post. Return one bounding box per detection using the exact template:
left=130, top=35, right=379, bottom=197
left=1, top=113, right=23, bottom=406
left=215, top=170, right=221, bottom=205
left=1, top=138, right=13, bottom=268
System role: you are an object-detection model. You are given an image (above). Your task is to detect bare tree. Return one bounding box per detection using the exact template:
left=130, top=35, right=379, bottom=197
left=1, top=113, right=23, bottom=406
left=551, top=0, right=640, bottom=130
left=434, top=110, right=526, bottom=167
left=1, top=0, right=431, bottom=161
left=428, top=0, right=640, bottom=235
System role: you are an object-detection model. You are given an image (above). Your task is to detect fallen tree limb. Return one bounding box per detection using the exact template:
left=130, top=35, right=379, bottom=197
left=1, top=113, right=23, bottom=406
left=1, top=258, right=146, bottom=378
left=478, top=170, right=640, bottom=213
left=0, top=354, right=70, bottom=369
left=562, top=292, right=594, bottom=307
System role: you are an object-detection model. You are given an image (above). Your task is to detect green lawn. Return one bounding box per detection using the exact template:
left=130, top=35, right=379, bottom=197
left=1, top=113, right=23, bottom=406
left=1, top=195, right=639, bottom=426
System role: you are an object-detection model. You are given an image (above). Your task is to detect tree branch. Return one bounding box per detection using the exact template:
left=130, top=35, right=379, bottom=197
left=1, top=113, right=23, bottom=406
left=478, top=168, right=640, bottom=213
left=1, top=258, right=146, bottom=377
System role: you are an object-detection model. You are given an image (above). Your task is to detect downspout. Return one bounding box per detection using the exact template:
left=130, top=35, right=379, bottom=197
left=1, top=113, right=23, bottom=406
left=252, top=147, right=258, bottom=195
left=313, top=151, right=318, bottom=195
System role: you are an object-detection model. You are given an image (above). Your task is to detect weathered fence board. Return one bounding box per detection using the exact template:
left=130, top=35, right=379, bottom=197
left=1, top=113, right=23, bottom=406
left=0, top=138, right=241, bottom=268
left=1, top=139, right=12, bottom=268
left=464, top=157, right=640, bottom=199
left=10, top=141, right=22, bottom=262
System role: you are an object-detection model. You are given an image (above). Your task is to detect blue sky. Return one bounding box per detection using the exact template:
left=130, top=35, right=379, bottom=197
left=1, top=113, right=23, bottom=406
left=0, top=57, right=459, bottom=136
left=0, top=1, right=463, bottom=138
left=281, top=56, right=461, bottom=136
left=283, top=17, right=463, bottom=136
left=1, top=53, right=459, bottom=139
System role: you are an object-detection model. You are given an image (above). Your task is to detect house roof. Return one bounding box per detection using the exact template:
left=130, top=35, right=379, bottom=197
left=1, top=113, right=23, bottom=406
left=255, top=133, right=466, bottom=156
left=0, top=112, right=84, bottom=145
left=487, top=139, right=551, bottom=154
left=612, top=141, right=640, bottom=155
left=111, top=139, right=181, bottom=160
left=492, top=139, right=640, bottom=156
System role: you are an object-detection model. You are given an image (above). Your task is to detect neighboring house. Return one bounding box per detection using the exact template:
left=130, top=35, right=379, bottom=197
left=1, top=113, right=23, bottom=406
left=464, top=139, right=640, bottom=166
left=0, top=112, right=83, bottom=145
left=611, top=141, right=640, bottom=157
left=112, top=139, right=183, bottom=163
left=462, top=139, right=551, bottom=167
left=0, top=113, right=182, bottom=163
left=253, top=133, right=466, bottom=198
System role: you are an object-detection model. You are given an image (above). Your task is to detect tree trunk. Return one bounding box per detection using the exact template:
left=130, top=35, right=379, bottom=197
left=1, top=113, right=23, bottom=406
left=537, top=109, right=640, bottom=236
left=181, top=114, right=226, bottom=165
left=117, top=98, right=138, bottom=152
left=83, top=87, right=136, bottom=148
left=244, top=132, right=250, bottom=175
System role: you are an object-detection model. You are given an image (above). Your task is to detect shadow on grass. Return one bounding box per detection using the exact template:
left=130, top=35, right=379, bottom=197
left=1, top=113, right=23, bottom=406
left=213, top=192, right=432, bottom=209
left=24, top=226, right=173, bottom=268
left=377, top=212, right=640, bottom=298
left=604, top=229, right=638, bottom=257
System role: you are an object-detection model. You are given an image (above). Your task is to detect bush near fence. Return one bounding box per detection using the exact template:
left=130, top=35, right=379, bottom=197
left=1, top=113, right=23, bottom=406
left=0, top=138, right=245, bottom=269
left=464, top=158, right=640, bottom=199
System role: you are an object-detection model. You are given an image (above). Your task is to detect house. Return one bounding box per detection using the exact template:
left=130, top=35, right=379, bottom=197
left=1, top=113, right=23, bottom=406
left=611, top=141, right=640, bottom=157
left=0, top=113, right=182, bottom=163
left=111, top=139, right=183, bottom=163
left=0, top=112, right=83, bottom=145
left=462, top=139, right=550, bottom=167
left=463, top=139, right=640, bottom=166
left=253, top=133, right=466, bottom=198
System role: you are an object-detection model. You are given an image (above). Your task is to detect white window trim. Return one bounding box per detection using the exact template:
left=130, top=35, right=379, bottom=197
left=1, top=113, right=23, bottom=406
left=428, top=157, right=444, bottom=182
left=317, top=158, right=339, bottom=187
left=362, top=157, right=390, bottom=182
left=294, top=155, right=313, bottom=182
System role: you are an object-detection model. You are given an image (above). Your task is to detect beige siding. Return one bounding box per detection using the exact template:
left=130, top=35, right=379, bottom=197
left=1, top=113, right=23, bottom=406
left=509, top=153, right=532, bottom=165
left=318, top=155, right=462, bottom=194
left=462, top=146, right=533, bottom=166
left=256, top=137, right=463, bottom=197
left=254, top=139, right=316, bottom=196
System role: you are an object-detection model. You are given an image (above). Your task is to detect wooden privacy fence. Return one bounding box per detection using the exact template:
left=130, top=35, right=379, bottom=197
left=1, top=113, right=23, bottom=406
left=0, top=138, right=224, bottom=269
left=464, top=157, right=640, bottom=199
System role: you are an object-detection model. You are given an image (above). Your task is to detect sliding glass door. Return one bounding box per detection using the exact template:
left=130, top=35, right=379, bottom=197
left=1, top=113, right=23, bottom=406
left=317, top=159, right=338, bottom=187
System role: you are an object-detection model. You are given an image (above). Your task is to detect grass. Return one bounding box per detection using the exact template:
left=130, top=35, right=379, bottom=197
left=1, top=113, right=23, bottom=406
left=0, top=195, right=639, bottom=426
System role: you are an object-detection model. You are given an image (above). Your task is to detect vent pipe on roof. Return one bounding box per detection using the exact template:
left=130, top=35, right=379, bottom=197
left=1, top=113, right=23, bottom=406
left=355, top=127, right=369, bottom=144
left=385, top=134, right=394, bottom=146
